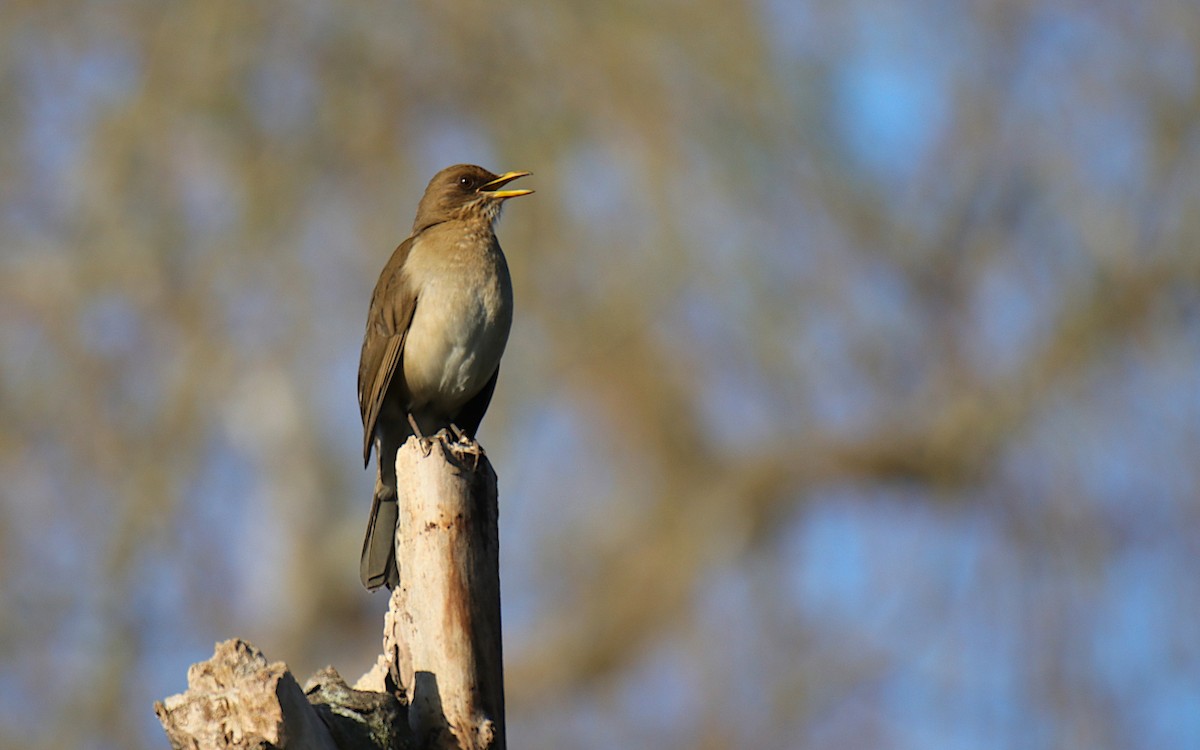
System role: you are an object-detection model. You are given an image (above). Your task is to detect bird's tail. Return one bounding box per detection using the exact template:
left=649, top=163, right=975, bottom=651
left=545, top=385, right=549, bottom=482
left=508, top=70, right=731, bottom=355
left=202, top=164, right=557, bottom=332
left=360, top=489, right=400, bottom=590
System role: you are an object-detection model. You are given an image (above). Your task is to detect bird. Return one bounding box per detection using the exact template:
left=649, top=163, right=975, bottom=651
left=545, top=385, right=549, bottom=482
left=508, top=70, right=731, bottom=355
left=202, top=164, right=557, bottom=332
left=357, top=164, right=532, bottom=591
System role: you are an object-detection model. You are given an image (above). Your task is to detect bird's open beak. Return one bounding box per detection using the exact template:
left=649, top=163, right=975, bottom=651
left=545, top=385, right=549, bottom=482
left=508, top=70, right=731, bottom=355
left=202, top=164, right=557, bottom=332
left=480, top=171, right=534, bottom=200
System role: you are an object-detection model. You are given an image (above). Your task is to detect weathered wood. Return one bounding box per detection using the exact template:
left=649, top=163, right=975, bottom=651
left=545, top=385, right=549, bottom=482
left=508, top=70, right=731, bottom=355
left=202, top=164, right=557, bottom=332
left=155, top=639, right=338, bottom=750
left=304, top=668, right=413, bottom=750
left=155, top=435, right=504, bottom=750
left=155, top=640, right=414, bottom=750
left=381, top=435, right=505, bottom=750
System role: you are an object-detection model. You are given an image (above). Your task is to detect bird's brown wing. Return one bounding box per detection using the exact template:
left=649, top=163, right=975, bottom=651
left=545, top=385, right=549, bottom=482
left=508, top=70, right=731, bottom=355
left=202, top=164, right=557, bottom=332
left=359, top=237, right=418, bottom=467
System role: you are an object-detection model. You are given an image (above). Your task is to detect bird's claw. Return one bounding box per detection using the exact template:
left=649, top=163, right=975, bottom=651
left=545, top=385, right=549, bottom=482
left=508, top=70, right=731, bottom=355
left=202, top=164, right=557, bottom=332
left=408, top=414, right=433, bottom=456
left=448, top=424, right=485, bottom=471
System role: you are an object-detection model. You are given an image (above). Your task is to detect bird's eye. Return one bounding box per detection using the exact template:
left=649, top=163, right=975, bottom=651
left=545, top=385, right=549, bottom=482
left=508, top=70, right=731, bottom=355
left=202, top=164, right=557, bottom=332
left=458, top=176, right=473, bottom=189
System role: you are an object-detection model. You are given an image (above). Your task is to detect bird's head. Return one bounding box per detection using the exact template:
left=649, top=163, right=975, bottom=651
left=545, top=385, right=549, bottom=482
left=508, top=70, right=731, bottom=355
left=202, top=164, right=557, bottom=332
left=413, top=164, right=533, bottom=233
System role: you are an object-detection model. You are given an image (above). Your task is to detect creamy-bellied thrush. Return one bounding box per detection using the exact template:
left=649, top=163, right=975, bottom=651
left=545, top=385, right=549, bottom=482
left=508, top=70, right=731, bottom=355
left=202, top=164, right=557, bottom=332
left=358, top=164, right=532, bottom=590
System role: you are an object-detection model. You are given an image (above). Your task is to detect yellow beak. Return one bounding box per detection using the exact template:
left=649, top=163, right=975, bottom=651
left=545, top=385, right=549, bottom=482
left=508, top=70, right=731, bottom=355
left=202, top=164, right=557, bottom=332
left=480, top=171, right=534, bottom=199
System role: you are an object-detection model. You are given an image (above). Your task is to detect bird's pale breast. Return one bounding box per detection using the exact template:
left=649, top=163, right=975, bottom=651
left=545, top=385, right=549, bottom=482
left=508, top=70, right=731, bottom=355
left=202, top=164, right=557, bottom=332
left=401, top=227, right=513, bottom=412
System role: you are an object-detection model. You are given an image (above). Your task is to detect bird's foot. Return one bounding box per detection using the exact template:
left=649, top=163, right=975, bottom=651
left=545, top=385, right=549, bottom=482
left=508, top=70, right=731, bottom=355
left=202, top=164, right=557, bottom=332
left=448, top=424, right=485, bottom=470
left=407, top=414, right=433, bottom=457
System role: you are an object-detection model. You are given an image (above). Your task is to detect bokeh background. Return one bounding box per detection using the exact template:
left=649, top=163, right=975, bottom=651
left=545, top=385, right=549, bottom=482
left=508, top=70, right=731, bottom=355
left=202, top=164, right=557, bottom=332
left=2, top=1, right=1199, bottom=748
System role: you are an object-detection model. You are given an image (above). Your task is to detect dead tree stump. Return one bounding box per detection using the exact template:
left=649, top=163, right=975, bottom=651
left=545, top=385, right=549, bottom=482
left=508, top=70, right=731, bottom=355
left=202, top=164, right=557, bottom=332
left=384, top=436, right=505, bottom=750
left=156, top=434, right=505, bottom=750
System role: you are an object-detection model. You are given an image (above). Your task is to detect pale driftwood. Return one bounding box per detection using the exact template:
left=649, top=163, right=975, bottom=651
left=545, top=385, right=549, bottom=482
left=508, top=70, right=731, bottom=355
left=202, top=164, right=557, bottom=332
left=156, top=435, right=504, bottom=750
left=378, top=435, right=505, bottom=750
